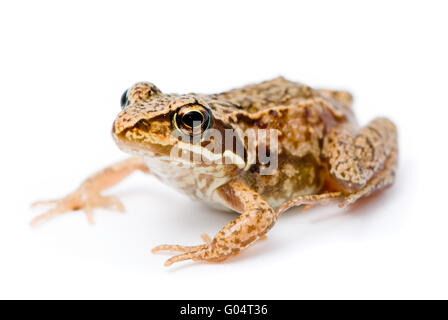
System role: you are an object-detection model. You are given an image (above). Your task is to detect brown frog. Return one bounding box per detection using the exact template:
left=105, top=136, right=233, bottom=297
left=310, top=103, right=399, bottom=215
left=32, top=77, right=398, bottom=266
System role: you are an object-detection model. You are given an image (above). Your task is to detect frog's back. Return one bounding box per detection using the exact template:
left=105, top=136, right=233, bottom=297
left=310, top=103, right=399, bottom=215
left=214, top=77, right=353, bottom=114
left=211, top=77, right=356, bottom=208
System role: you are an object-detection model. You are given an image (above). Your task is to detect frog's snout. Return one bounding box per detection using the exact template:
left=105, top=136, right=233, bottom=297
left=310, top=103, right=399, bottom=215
left=111, top=119, right=120, bottom=137
left=113, top=108, right=145, bottom=137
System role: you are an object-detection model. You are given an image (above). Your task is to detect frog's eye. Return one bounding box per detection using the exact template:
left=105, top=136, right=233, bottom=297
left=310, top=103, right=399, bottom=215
left=120, top=89, right=129, bottom=109
left=173, top=104, right=211, bottom=136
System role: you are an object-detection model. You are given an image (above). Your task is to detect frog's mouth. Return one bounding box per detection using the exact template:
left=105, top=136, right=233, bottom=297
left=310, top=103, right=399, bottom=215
left=112, top=128, right=247, bottom=170
left=112, top=114, right=248, bottom=170
left=112, top=129, right=173, bottom=158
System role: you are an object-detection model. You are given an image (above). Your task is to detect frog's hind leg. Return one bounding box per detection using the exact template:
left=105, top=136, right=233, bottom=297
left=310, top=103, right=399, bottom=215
left=339, top=142, right=398, bottom=207
left=324, top=117, right=398, bottom=207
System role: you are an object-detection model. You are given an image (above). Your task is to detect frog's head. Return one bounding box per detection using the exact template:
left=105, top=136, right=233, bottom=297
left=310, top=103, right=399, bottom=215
left=112, top=82, right=247, bottom=171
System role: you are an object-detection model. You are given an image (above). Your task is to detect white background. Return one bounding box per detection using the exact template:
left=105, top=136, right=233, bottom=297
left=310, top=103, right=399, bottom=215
left=1, top=1, right=447, bottom=299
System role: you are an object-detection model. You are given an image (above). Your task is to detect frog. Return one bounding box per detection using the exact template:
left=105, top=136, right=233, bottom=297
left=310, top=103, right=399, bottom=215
left=31, top=77, right=398, bottom=266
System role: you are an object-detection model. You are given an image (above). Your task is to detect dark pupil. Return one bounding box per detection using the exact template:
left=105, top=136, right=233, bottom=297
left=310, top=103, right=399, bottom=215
left=120, top=89, right=128, bottom=109
left=182, top=111, right=204, bottom=128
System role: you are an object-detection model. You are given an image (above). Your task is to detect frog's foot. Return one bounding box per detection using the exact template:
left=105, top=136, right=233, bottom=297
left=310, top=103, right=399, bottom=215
left=152, top=239, right=232, bottom=267
left=275, top=192, right=344, bottom=218
left=30, top=157, right=148, bottom=226
left=152, top=232, right=265, bottom=267
left=30, top=189, right=124, bottom=226
left=152, top=234, right=211, bottom=256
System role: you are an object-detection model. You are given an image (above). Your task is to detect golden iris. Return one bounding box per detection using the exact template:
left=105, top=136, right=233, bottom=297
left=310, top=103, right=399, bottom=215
left=173, top=104, right=211, bottom=136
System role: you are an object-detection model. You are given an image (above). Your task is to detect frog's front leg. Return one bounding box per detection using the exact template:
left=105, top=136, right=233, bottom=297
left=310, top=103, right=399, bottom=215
left=323, top=117, right=398, bottom=207
left=152, top=180, right=276, bottom=266
left=31, top=157, right=149, bottom=226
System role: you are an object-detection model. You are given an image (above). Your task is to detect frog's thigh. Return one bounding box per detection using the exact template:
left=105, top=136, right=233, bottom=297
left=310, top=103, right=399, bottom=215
left=324, top=117, right=398, bottom=207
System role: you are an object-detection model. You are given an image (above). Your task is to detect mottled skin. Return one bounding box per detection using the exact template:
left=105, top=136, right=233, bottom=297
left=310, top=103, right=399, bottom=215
left=32, top=77, right=398, bottom=266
